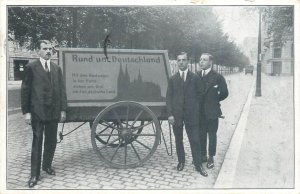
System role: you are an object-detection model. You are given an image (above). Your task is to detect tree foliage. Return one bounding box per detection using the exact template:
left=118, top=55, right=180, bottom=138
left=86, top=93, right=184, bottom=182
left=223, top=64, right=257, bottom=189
left=8, top=6, right=250, bottom=68
left=262, top=6, right=293, bottom=44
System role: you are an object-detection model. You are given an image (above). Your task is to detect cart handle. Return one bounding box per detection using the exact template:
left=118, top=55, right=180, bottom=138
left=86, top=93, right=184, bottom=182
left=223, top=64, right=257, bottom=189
left=57, top=122, right=87, bottom=143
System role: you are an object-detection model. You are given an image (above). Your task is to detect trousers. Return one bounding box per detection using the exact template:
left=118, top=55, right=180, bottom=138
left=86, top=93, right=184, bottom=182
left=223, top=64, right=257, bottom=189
left=30, top=116, right=58, bottom=177
left=173, top=122, right=201, bottom=166
left=199, top=118, right=219, bottom=157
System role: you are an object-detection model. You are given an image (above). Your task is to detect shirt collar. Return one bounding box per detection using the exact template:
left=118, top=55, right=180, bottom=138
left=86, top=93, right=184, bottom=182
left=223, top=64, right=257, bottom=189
left=203, top=67, right=211, bottom=76
left=179, top=68, right=188, bottom=75
left=40, top=57, right=51, bottom=71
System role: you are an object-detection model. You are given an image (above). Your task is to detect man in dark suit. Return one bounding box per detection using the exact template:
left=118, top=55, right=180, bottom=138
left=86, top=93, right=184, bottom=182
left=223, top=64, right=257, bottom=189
left=21, top=40, right=67, bottom=188
left=197, top=53, right=228, bottom=169
left=166, top=52, right=207, bottom=177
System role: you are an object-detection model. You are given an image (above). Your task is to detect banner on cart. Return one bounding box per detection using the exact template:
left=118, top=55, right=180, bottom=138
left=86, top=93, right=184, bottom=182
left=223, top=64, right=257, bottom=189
left=60, top=48, right=170, bottom=106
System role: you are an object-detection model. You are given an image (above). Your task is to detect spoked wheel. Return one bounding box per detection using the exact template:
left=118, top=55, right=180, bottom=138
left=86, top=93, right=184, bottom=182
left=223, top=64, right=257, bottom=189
left=91, top=101, right=161, bottom=168
left=89, top=121, right=144, bottom=148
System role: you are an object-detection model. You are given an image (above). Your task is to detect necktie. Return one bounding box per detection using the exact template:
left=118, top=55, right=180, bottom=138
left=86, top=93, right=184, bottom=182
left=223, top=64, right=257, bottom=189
left=45, top=62, right=49, bottom=72
left=202, top=70, right=205, bottom=77
left=181, top=71, right=185, bottom=82
left=45, top=62, right=51, bottom=81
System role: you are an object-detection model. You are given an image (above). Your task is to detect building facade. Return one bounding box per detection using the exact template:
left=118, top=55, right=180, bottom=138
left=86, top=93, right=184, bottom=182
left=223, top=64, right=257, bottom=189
left=260, top=18, right=294, bottom=76
left=7, top=38, right=58, bottom=81
left=261, top=39, right=294, bottom=76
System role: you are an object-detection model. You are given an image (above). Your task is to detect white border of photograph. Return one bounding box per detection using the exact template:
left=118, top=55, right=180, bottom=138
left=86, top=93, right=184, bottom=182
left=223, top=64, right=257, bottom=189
left=0, top=0, right=299, bottom=194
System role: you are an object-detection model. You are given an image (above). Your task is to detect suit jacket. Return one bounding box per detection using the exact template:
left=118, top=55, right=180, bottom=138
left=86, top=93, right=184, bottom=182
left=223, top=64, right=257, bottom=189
left=197, top=70, right=228, bottom=120
left=166, top=71, right=200, bottom=126
left=21, top=59, right=67, bottom=121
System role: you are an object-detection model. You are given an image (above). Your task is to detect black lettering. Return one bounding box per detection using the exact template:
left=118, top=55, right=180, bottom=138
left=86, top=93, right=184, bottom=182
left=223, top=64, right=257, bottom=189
left=72, top=55, right=78, bottom=62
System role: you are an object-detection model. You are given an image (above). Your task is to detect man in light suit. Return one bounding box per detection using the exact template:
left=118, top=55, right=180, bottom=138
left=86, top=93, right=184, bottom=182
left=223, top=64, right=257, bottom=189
left=21, top=40, right=67, bottom=188
left=166, top=52, right=207, bottom=177
left=197, top=53, right=228, bottom=169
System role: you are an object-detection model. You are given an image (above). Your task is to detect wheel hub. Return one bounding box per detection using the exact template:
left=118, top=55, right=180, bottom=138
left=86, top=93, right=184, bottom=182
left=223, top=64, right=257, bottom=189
left=120, top=128, right=134, bottom=143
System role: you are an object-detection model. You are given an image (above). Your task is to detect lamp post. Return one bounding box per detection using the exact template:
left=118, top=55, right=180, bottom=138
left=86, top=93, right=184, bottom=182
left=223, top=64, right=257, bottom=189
left=255, top=7, right=262, bottom=97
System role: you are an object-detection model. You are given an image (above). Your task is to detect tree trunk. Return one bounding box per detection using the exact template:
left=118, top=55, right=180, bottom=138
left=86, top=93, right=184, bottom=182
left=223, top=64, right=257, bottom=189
left=72, top=8, right=78, bottom=47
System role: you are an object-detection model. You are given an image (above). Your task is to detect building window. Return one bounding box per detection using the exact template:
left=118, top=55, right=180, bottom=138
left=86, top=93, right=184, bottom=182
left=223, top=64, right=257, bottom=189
left=272, top=61, right=282, bottom=76
left=273, top=42, right=281, bottom=47
left=273, top=48, right=282, bottom=58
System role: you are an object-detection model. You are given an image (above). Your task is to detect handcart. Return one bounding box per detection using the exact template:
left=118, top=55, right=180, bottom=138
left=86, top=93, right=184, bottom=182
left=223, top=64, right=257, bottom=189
left=58, top=48, right=173, bottom=169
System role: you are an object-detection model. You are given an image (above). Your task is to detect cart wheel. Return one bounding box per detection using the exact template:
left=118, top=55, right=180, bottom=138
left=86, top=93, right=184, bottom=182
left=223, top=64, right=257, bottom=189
left=91, top=101, right=161, bottom=168
left=89, top=121, right=144, bottom=148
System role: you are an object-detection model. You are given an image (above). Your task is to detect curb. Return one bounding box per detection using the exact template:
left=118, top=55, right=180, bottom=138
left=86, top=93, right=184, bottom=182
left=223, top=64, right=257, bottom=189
left=8, top=108, right=22, bottom=115
left=214, top=79, right=255, bottom=188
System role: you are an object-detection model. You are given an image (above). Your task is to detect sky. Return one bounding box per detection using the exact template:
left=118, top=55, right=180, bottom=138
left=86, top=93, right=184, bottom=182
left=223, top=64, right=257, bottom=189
left=213, top=6, right=259, bottom=46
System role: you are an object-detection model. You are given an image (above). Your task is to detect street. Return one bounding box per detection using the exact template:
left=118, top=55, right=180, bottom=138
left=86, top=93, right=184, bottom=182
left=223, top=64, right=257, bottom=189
left=7, top=72, right=292, bottom=189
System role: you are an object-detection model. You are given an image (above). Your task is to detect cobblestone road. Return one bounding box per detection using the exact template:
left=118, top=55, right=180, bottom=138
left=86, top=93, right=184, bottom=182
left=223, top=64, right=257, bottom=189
left=6, top=73, right=254, bottom=190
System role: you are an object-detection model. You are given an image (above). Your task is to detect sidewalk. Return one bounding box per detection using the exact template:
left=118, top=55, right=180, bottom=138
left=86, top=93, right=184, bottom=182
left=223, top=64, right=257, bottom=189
left=215, top=74, right=294, bottom=188
left=7, top=81, right=22, bottom=112
left=7, top=80, right=22, bottom=90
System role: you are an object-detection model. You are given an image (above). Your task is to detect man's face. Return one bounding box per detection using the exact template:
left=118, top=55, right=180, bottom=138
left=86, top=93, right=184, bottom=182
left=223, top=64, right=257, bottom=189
left=177, top=54, right=188, bottom=71
left=200, top=54, right=212, bottom=70
left=39, top=42, right=52, bottom=60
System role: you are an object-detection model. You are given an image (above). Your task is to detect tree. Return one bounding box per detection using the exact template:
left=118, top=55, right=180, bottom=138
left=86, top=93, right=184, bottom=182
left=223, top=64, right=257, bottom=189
left=8, top=6, right=249, bottom=68
left=262, top=6, right=293, bottom=44
left=245, top=6, right=294, bottom=45
left=8, top=7, right=77, bottom=49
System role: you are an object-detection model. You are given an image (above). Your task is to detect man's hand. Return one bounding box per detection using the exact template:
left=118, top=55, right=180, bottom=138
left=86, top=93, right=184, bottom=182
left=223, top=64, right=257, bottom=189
left=168, top=116, right=175, bottom=125
left=24, top=113, right=31, bottom=125
left=60, top=111, right=66, bottom=123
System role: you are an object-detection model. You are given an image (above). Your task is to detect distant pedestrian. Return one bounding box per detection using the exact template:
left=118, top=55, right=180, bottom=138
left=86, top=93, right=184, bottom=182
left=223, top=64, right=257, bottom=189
left=21, top=40, right=67, bottom=188
left=197, top=53, right=228, bottom=169
left=166, top=52, right=208, bottom=177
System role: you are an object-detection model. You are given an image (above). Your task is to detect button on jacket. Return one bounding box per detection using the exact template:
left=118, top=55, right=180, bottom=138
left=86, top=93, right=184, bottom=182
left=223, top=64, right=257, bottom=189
left=198, top=69, right=228, bottom=119
left=166, top=71, right=201, bottom=126
left=21, top=60, right=67, bottom=121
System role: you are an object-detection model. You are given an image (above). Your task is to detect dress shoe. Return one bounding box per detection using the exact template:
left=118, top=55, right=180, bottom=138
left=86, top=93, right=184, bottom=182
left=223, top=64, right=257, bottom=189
left=43, top=167, right=56, bottom=175
left=196, top=164, right=208, bottom=177
left=176, top=162, right=185, bottom=171
left=207, top=156, right=214, bottom=169
left=28, top=176, right=38, bottom=188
